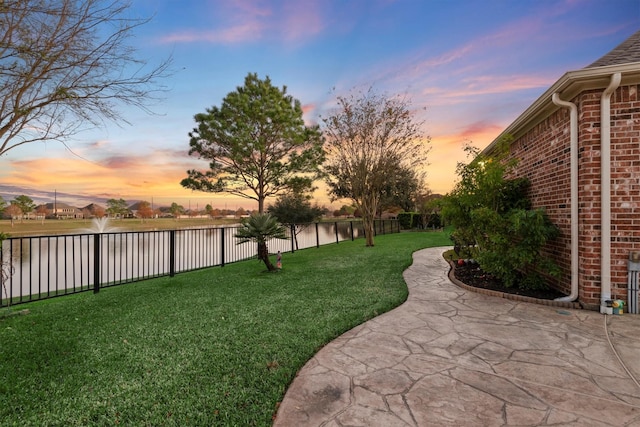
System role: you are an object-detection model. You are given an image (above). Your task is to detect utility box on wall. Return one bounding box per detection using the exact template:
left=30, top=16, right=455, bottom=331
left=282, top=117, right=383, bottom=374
left=628, top=252, right=640, bottom=314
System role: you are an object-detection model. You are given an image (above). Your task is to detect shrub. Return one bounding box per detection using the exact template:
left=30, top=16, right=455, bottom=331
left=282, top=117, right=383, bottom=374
left=426, top=212, right=441, bottom=229
left=440, top=140, right=560, bottom=290
left=397, top=211, right=436, bottom=229
left=397, top=212, right=416, bottom=229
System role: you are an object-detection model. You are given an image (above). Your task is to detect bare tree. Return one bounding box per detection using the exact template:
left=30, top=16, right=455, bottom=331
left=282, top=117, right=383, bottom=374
left=5, top=204, right=22, bottom=226
left=0, top=0, right=172, bottom=157
left=36, top=204, right=49, bottom=223
left=322, top=88, right=430, bottom=246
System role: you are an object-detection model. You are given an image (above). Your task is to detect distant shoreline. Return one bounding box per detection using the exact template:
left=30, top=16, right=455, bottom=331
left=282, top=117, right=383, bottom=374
left=0, top=217, right=242, bottom=238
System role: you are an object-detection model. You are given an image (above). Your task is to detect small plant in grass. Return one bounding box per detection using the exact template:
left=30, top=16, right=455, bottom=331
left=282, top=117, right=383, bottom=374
left=235, top=213, right=288, bottom=271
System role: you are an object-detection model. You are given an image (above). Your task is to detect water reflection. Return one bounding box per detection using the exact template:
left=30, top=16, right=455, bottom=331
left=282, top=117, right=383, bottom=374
left=1, top=221, right=385, bottom=303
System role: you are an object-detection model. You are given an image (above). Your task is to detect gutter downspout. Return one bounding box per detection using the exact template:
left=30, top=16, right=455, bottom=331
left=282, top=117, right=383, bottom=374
left=552, top=93, right=578, bottom=302
left=600, top=72, right=621, bottom=314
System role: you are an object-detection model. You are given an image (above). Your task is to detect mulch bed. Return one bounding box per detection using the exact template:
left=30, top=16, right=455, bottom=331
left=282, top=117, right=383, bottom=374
left=452, top=261, right=566, bottom=301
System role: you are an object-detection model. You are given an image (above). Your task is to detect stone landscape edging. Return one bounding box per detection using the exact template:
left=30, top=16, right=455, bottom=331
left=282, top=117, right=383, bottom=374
left=447, top=260, right=582, bottom=310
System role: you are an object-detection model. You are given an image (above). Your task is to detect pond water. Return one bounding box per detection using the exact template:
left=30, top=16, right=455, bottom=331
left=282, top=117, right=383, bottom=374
left=1, top=222, right=367, bottom=302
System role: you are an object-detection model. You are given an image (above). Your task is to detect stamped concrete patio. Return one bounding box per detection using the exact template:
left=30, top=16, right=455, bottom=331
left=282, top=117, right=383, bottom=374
left=274, top=247, right=640, bottom=426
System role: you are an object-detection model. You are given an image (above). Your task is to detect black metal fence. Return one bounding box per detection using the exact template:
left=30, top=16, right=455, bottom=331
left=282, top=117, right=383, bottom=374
left=0, top=220, right=399, bottom=307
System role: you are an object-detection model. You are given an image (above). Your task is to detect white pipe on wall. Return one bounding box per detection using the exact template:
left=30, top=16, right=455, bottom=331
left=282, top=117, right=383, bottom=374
left=600, top=72, right=621, bottom=313
left=552, top=93, right=579, bottom=302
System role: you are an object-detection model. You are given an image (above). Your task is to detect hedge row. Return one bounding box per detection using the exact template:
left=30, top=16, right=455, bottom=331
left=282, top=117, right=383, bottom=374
left=397, top=212, right=441, bottom=230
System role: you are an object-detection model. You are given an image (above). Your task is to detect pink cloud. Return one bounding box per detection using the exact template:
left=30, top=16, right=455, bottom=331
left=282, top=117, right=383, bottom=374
left=447, top=74, right=552, bottom=98
left=480, top=0, right=629, bottom=49
left=159, top=23, right=267, bottom=44
left=81, top=139, right=110, bottom=150
left=458, top=121, right=503, bottom=142
left=158, top=0, right=326, bottom=46
left=352, top=0, right=601, bottom=99
left=100, top=155, right=140, bottom=169
left=2, top=148, right=204, bottom=202
left=402, top=44, right=476, bottom=80
left=427, top=120, right=502, bottom=151
left=281, top=1, right=325, bottom=42
left=301, top=103, right=316, bottom=115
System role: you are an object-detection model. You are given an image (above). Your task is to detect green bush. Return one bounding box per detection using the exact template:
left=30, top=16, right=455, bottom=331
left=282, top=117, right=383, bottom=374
left=471, top=207, right=559, bottom=289
left=440, top=140, right=560, bottom=290
left=425, top=212, right=441, bottom=229
left=398, top=211, right=441, bottom=230
left=397, top=212, right=416, bottom=229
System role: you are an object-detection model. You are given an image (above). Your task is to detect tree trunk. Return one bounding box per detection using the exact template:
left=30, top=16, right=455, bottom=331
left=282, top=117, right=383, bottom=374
left=360, top=196, right=378, bottom=247
left=363, top=215, right=375, bottom=246
left=258, top=241, right=276, bottom=271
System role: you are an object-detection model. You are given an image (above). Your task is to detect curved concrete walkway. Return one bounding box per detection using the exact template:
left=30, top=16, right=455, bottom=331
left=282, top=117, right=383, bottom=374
left=274, top=247, right=640, bottom=426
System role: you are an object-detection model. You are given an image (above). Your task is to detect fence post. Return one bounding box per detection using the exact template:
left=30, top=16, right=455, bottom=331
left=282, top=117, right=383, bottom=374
left=221, top=228, right=226, bottom=267
left=350, top=221, right=354, bottom=241
left=290, top=224, right=295, bottom=253
left=0, top=239, right=8, bottom=307
left=335, top=222, right=339, bottom=244
left=315, top=222, right=320, bottom=248
left=93, top=233, right=100, bottom=294
left=169, top=230, right=176, bottom=277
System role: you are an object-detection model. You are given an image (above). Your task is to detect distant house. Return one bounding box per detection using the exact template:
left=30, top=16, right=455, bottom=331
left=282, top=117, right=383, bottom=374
left=380, top=211, right=398, bottom=220
left=128, top=201, right=149, bottom=219
left=82, top=203, right=106, bottom=218
left=483, top=30, right=640, bottom=312
left=43, top=202, right=84, bottom=219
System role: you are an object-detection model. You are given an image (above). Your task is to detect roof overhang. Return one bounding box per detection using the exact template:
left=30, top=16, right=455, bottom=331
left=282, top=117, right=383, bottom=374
left=483, top=62, right=640, bottom=155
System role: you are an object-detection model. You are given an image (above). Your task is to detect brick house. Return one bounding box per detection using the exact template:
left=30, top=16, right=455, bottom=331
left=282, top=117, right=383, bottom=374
left=483, top=30, right=640, bottom=312
left=43, top=202, right=84, bottom=219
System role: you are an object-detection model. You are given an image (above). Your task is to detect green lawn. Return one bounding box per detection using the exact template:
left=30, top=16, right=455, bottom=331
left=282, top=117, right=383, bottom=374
left=0, top=231, right=451, bottom=426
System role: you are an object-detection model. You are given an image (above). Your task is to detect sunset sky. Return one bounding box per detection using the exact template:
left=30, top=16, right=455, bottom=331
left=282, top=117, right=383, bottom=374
left=0, top=0, right=638, bottom=211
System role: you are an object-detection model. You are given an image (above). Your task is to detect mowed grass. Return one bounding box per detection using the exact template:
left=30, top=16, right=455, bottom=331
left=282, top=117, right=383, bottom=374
left=0, top=231, right=451, bottom=426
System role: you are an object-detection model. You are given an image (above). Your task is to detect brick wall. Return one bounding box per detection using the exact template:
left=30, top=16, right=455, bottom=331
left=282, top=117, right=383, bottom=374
left=610, top=85, right=640, bottom=307
left=503, top=85, right=640, bottom=308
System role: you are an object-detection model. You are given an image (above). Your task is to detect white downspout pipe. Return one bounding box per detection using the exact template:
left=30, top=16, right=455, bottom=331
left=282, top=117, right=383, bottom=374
left=552, top=93, right=578, bottom=302
left=600, top=72, right=621, bottom=313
